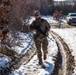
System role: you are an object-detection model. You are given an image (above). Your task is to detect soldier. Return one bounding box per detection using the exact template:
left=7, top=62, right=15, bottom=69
left=30, top=11, right=51, bottom=66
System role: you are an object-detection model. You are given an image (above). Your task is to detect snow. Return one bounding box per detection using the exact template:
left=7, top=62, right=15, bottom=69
left=42, top=16, right=67, bottom=24
left=10, top=33, right=58, bottom=75
left=0, top=27, right=58, bottom=75
left=8, top=16, right=66, bottom=75
left=29, top=16, right=67, bottom=25
left=7, top=32, right=34, bottom=54
left=0, top=53, right=11, bottom=70
left=52, top=28, right=76, bottom=75
left=0, top=32, right=34, bottom=54
left=0, top=32, right=34, bottom=71
left=54, top=0, right=66, bottom=1
left=0, top=16, right=71, bottom=75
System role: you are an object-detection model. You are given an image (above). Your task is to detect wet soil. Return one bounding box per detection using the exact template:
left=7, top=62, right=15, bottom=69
left=51, top=31, right=75, bottom=75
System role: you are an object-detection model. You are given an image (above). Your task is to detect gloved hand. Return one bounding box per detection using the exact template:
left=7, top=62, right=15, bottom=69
left=32, top=29, right=37, bottom=34
left=41, top=31, right=47, bottom=36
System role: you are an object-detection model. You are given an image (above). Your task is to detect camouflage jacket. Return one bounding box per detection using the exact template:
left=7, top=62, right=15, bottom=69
left=30, top=18, right=51, bottom=40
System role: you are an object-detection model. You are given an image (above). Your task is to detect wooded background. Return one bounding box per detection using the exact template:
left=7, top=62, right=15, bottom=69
left=0, top=0, right=76, bottom=32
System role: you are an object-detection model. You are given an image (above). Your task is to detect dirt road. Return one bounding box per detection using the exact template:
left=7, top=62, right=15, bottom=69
left=0, top=30, right=75, bottom=75
left=51, top=31, right=75, bottom=75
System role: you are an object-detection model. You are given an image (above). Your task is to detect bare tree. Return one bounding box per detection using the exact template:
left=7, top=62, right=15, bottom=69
left=0, top=0, right=12, bottom=29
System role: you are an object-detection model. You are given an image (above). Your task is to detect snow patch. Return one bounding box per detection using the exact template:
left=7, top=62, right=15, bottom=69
left=29, top=16, right=67, bottom=25
left=10, top=34, right=58, bottom=75
left=0, top=53, right=11, bottom=70
left=52, top=28, right=76, bottom=75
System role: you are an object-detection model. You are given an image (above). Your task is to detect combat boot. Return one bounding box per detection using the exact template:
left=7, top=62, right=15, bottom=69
left=44, top=54, right=47, bottom=60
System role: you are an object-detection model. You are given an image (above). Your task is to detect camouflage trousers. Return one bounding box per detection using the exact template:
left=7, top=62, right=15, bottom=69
left=34, top=38, right=48, bottom=64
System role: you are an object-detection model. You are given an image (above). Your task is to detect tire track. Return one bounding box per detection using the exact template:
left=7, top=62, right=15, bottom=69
left=0, top=31, right=75, bottom=75
left=51, top=31, right=75, bottom=75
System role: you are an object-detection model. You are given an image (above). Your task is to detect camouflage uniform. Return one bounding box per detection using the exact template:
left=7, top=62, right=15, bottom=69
left=30, top=18, right=50, bottom=64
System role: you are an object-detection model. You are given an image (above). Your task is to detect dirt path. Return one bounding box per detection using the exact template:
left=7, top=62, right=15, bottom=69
left=51, top=31, right=75, bottom=75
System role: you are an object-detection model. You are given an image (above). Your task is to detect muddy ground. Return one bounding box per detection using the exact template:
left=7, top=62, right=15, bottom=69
left=51, top=31, right=75, bottom=75
left=0, top=22, right=76, bottom=75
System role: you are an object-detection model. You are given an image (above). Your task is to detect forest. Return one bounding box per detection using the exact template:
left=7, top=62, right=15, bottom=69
left=0, top=0, right=76, bottom=32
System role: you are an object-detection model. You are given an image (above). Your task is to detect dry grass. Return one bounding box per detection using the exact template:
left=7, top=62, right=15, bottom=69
left=0, top=46, right=18, bottom=58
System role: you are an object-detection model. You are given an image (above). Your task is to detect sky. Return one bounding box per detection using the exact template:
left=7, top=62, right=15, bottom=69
left=54, top=0, right=74, bottom=1
left=54, top=0, right=65, bottom=1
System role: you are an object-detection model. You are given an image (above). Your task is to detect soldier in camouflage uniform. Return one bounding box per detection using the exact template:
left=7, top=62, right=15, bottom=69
left=30, top=11, right=50, bottom=65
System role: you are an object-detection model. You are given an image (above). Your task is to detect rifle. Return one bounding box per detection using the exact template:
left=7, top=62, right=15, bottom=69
left=31, top=26, right=54, bottom=41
